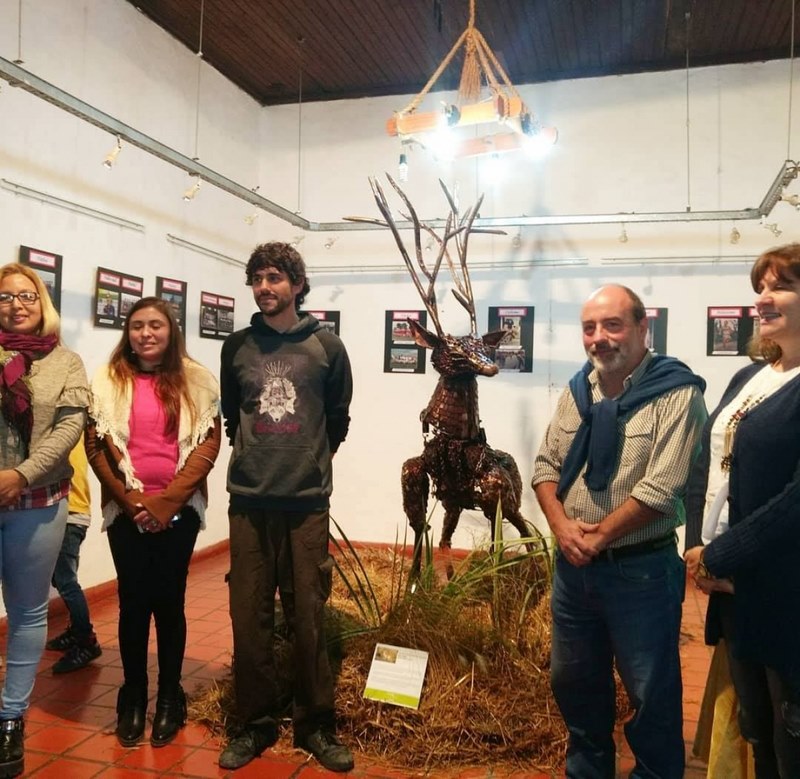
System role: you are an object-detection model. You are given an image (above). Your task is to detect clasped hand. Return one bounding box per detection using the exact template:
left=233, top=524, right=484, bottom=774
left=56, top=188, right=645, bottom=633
left=133, top=504, right=167, bottom=533
left=557, top=519, right=602, bottom=567
left=0, top=469, right=26, bottom=507
left=683, top=545, right=734, bottom=595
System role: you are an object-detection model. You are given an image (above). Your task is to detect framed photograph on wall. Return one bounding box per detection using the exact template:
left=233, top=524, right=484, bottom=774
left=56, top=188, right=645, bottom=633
left=707, top=306, right=754, bottom=356
left=200, top=291, right=235, bottom=340
left=384, top=310, right=427, bottom=374
left=304, top=310, right=340, bottom=335
left=156, top=277, right=187, bottom=332
left=748, top=306, right=759, bottom=342
left=19, top=245, right=62, bottom=312
left=94, top=267, right=143, bottom=329
left=487, top=306, right=534, bottom=373
left=645, top=307, right=668, bottom=355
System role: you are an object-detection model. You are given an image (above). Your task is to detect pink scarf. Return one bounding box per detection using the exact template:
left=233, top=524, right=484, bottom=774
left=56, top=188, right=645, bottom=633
left=0, top=332, right=58, bottom=451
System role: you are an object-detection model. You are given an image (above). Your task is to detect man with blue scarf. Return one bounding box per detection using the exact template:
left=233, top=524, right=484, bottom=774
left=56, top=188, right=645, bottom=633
left=533, top=285, right=707, bottom=778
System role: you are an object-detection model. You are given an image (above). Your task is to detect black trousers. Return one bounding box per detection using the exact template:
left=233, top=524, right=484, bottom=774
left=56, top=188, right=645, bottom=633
left=719, top=595, right=800, bottom=779
left=107, top=508, right=200, bottom=691
left=228, top=509, right=335, bottom=740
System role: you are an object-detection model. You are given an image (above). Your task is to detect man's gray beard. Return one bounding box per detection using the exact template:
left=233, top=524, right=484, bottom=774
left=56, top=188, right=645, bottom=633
left=587, top=348, right=626, bottom=374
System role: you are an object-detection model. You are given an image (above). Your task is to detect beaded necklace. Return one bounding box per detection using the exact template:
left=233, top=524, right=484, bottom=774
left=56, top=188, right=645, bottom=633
left=720, top=393, right=766, bottom=472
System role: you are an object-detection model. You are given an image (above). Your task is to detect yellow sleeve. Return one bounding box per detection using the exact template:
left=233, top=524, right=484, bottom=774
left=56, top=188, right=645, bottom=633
left=67, top=437, right=92, bottom=515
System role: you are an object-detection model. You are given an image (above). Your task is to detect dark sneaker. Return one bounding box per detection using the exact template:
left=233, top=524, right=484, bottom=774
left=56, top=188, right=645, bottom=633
left=45, top=627, right=75, bottom=652
left=52, top=640, right=102, bottom=674
left=219, top=724, right=278, bottom=770
left=0, top=718, right=24, bottom=778
left=297, top=729, right=354, bottom=773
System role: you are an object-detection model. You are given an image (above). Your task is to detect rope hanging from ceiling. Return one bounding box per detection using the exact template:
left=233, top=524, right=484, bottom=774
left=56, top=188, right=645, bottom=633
left=402, top=0, right=521, bottom=116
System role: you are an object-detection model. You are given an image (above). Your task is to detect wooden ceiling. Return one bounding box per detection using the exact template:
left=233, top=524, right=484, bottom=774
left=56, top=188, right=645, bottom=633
left=126, top=0, right=796, bottom=106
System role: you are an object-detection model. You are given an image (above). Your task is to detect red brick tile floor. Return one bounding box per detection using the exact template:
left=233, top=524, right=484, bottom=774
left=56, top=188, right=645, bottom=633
left=1, top=548, right=713, bottom=778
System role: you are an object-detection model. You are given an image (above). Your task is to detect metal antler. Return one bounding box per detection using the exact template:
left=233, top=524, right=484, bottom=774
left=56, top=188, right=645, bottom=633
left=367, top=175, right=452, bottom=335
left=439, top=181, right=482, bottom=336
left=348, top=175, right=505, bottom=336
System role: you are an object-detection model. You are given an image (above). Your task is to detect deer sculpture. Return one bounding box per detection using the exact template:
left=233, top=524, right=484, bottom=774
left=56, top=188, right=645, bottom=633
left=352, top=176, right=533, bottom=576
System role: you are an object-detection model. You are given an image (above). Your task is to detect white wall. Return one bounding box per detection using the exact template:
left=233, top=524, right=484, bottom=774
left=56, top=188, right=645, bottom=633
left=1, top=0, right=800, bottom=600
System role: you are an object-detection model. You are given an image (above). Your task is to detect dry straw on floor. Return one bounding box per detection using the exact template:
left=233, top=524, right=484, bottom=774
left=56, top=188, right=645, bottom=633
left=189, top=543, right=579, bottom=774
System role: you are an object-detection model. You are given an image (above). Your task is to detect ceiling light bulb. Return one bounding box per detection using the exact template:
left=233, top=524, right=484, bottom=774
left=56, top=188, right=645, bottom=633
left=511, top=231, right=522, bottom=249
left=102, top=136, right=122, bottom=169
left=324, top=237, right=337, bottom=250
left=291, top=235, right=305, bottom=247
left=484, top=153, right=506, bottom=183
left=619, top=226, right=628, bottom=243
left=443, top=104, right=461, bottom=127
left=729, top=226, right=741, bottom=244
left=398, top=153, right=409, bottom=182
left=244, top=211, right=258, bottom=225
left=426, top=127, right=457, bottom=162
left=182, top=179, right=201, bottom=201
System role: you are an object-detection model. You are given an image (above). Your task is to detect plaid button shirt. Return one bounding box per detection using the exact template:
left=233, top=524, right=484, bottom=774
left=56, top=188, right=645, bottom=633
left=6, top=478, right=71, bottom=511
left=532, top=353, right=707, bottom=548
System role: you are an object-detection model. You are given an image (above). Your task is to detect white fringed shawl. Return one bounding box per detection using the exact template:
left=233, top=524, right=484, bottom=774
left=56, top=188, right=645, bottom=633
left=90, top=358, right=220, bottom=529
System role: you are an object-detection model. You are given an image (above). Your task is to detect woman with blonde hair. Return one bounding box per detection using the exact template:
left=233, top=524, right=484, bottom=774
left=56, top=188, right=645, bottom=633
left=686, top=242, right=800, bottom=778
left=0, top=263, right=89, bottom=777
left=86, top=296, right=220, bottom=748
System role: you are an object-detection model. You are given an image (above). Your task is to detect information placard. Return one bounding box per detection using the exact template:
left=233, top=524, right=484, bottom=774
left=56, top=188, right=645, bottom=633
left=363, top=644, right=429, bottom=709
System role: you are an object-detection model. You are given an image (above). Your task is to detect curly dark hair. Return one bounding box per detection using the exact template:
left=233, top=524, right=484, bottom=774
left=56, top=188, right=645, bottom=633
left=245, top=242, right=310, bottom=309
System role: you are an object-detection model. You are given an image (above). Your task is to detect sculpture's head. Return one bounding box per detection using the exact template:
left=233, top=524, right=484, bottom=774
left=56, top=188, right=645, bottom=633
left=408, top=319, right=507, bottom=378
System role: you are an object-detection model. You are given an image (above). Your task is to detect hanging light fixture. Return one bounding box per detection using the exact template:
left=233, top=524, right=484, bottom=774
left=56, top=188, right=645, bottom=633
left=295, top=36, right=305, bottom=216
left=183, top=178, right=201, bottom=201
left=386, top=0, right=556, bottom=167
left=244, top=186, right=260, bottom=222
left=729, top=225, right=741, bottom=244
left=397, top=152, right=409, bottom=182
left=181, top=0, right=204, bottom=200
left=761, top=218, right=782, bottom=237
left=13, top=0, right=24, bottom=65
left=781, top=192, right=800, bottom=209
left=102, top=136, right=122, bottom=169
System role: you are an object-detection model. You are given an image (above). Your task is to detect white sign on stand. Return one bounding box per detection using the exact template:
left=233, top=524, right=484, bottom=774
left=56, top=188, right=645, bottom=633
left=363, top=643, right=429, bottom=709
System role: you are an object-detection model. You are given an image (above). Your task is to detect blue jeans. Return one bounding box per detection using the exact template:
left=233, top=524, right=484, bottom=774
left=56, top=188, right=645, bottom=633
left=51, top=522, right=92, bottom=638
left=0, top=500, right=68, bottom=718
left=550, top=546, right=686, bottom=779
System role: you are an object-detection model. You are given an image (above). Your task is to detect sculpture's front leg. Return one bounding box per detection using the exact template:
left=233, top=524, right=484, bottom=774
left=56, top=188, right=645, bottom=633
left=401, top=455, right=428, bottom=576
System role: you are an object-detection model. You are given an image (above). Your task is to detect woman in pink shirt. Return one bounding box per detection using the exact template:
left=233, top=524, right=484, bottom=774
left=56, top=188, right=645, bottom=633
left=86, top=297, right=220, bottom=748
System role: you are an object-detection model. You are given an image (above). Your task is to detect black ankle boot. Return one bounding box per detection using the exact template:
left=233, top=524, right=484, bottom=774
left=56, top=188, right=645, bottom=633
left=150, top=685, right=187, bottom=747
left=0, top=718, right=24, bottom=778
left=115, top=685, right=147, bottom=747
